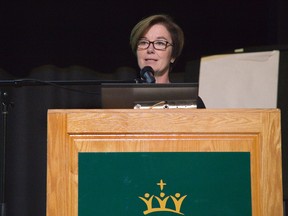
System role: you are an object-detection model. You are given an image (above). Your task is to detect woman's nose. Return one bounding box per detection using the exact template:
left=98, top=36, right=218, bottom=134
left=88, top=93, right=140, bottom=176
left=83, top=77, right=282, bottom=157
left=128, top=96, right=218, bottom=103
left=147, top=43, right=155, bottom=53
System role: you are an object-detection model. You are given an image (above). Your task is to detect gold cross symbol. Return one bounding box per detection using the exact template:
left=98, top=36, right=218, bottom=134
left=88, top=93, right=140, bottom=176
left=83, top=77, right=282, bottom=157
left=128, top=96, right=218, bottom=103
left=157, top=179, right=167, bottom=191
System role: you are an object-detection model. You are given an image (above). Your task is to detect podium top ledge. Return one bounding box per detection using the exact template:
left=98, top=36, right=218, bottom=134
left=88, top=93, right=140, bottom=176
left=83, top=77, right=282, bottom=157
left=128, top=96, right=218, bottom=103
left=47, top=108, right=280, bottom=114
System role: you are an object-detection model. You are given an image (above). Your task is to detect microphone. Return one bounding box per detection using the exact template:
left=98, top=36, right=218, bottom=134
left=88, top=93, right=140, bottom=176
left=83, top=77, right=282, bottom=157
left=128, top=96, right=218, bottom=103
left=140, top=66, right=156, bottom=83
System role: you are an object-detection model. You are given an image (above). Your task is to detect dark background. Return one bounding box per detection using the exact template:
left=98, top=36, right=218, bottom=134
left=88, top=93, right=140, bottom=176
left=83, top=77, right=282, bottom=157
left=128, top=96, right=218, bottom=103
left=0, top=1, right=287, bottom=216
left=0, top=0, right=286, bottom=76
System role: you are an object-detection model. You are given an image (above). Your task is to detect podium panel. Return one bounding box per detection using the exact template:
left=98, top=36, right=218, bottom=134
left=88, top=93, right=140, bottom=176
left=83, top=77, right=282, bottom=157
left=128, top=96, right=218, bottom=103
left=47, top=109, right=283, bottom=216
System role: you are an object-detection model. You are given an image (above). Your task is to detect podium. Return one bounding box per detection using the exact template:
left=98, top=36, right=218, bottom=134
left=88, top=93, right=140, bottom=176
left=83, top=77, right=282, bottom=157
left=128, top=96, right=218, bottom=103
left=47, top=109, right=283, bottom=216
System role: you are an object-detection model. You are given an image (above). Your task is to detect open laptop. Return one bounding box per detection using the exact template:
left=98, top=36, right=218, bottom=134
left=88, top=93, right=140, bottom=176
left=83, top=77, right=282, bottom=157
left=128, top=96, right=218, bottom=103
left=100, top=83, right=199, bottom=109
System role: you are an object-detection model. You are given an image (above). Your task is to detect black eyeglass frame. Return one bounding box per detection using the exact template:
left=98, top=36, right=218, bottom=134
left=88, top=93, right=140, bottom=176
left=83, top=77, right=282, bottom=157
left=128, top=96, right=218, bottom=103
left=137, top=39, right=174, bottom=51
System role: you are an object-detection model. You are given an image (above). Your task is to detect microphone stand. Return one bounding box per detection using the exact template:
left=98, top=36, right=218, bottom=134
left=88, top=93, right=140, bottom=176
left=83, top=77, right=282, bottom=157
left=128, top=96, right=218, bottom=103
left=0, top=78, right=136, bottom=216
left=0, top=91, right=12, bottom=216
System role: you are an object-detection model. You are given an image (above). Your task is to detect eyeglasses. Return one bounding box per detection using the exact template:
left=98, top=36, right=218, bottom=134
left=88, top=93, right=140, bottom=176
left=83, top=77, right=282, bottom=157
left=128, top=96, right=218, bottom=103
left=137, top=39, right=173, bottom=51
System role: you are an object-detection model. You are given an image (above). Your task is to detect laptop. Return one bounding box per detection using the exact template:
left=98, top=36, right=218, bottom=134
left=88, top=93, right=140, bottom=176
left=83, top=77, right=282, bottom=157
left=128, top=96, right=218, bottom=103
left=100, top=83, right=199, bottom=109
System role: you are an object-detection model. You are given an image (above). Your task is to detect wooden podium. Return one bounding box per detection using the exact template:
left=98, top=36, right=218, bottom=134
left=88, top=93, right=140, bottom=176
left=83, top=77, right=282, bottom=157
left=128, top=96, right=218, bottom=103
left=47, top=109, right=283, bottom=216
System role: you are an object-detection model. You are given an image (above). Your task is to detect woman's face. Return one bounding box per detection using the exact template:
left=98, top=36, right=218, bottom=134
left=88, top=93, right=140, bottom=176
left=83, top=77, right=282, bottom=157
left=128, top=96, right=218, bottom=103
left=136, top=24, right=175, bottom=76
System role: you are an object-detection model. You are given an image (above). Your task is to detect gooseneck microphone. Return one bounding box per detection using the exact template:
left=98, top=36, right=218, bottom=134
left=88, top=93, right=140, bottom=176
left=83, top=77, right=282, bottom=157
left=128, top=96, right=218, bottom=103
left=140, top=66, right=156, bottom=83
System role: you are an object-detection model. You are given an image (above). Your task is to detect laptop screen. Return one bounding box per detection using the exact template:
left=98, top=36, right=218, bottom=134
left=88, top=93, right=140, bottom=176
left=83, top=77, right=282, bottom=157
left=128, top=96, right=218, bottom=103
left=100, top=83, right=199, bottom=109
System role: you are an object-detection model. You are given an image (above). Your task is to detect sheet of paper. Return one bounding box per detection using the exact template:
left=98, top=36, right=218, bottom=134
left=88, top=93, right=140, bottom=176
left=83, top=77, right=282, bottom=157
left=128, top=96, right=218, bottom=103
left=199, top=51, right=279, bottom=108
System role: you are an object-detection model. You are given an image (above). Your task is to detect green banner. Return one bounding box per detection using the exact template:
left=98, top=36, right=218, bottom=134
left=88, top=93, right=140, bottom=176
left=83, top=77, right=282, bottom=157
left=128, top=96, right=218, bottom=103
left=79, top=152, right=251, bottom=216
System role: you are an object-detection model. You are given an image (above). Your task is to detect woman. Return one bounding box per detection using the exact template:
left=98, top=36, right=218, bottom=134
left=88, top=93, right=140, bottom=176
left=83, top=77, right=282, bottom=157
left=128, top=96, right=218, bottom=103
left=130, top=14, right=205, bottom=108
left=130, top=14, right=184, bottom=84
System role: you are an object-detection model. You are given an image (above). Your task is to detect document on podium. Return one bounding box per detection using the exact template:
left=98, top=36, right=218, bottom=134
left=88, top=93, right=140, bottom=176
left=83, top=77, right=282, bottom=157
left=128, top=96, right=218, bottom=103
left=199, top=50, right=279, bottom=108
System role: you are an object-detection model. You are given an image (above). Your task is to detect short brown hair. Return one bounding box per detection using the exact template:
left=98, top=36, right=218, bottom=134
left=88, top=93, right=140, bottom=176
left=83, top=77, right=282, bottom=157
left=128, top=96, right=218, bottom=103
left=130, top=14, right=184, bottom=59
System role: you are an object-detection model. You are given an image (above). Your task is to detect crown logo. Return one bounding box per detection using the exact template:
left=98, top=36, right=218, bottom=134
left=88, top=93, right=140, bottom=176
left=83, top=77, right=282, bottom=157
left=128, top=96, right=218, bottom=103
left=139, top=179, right=187, bottom=215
